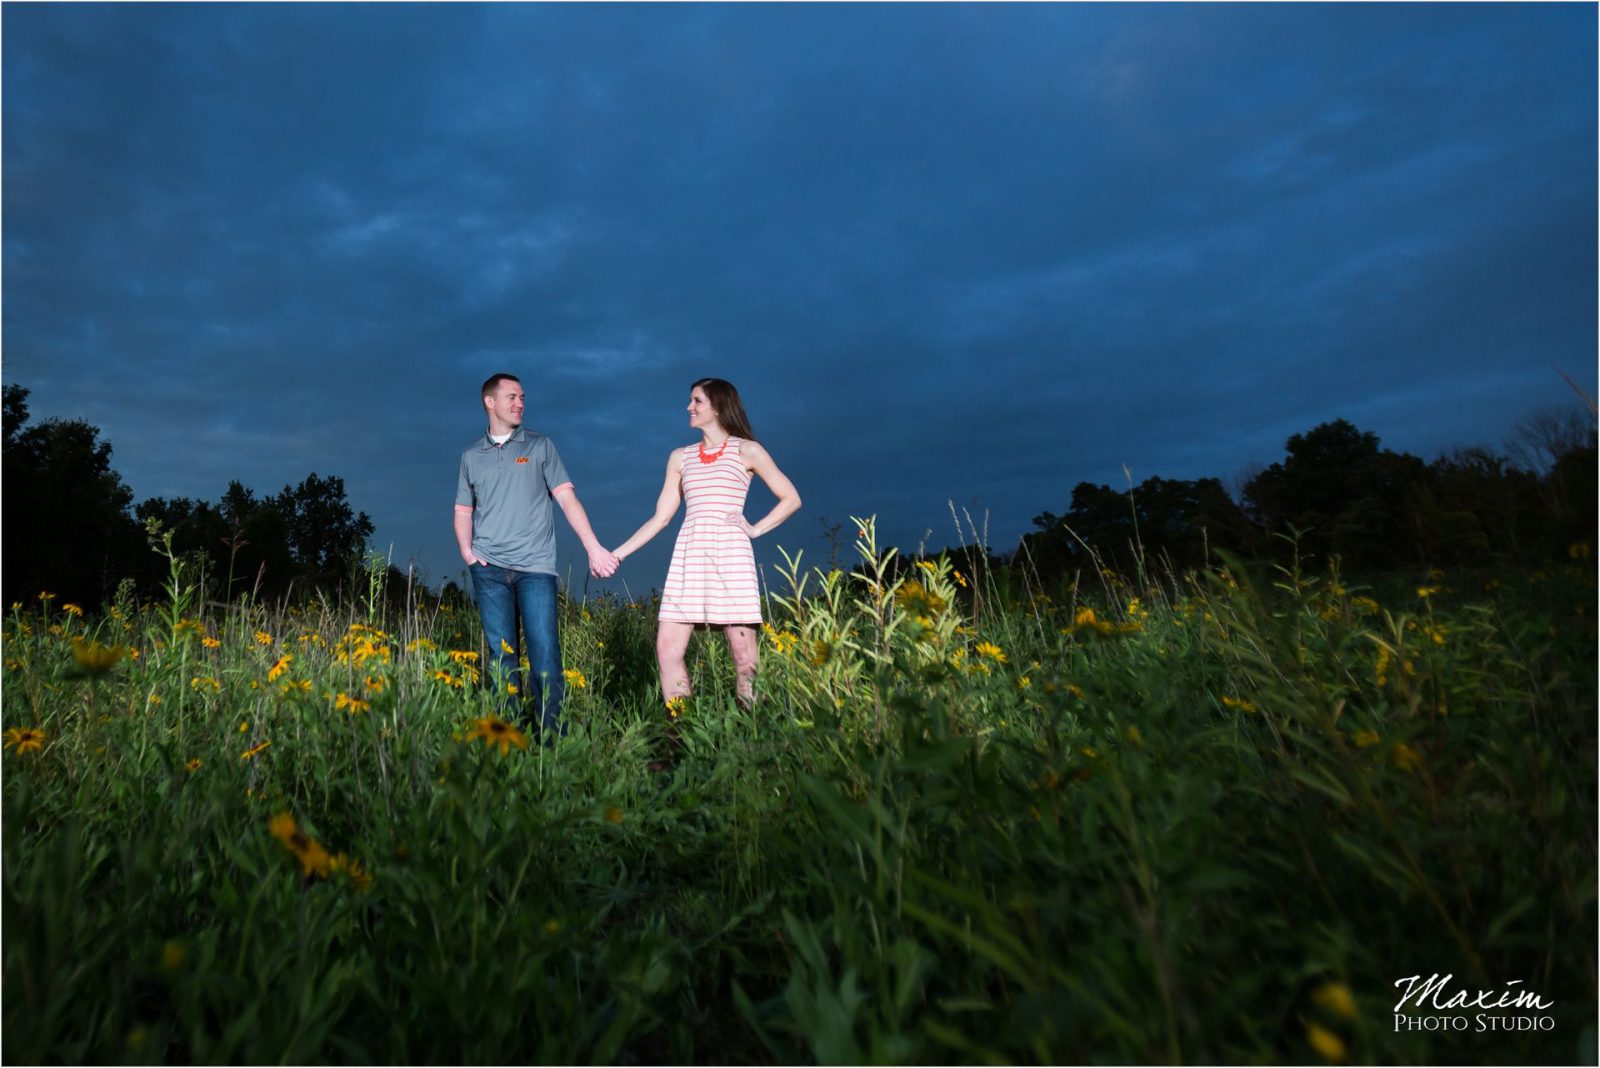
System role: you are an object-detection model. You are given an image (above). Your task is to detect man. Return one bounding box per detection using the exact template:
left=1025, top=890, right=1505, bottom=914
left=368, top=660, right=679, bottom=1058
left=455, top=373, right=618, bottom=735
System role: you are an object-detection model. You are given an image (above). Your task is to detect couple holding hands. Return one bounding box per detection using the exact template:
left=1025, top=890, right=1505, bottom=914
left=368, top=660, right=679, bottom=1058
left=454, top=374, right=800, bottom=735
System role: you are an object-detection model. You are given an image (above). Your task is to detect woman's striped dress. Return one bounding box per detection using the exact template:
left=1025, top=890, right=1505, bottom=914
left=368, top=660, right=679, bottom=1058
left=659, top=438, right=761, bottom=625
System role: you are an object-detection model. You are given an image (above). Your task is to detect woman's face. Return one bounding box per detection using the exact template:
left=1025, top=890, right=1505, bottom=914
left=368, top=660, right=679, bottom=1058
left=687, top=387, right=718, bottom=430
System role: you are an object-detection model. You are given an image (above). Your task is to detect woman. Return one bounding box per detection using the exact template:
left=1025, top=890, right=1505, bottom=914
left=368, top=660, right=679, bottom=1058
left=613, top=378, right=801, bottom=710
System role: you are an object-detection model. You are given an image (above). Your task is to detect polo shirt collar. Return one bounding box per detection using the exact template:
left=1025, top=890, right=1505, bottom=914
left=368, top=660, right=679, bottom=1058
left=480, top=427, right=531, bottom=450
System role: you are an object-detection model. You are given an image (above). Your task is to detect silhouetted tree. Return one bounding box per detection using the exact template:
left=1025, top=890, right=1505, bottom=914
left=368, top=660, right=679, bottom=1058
left=2, top=384, right=144, bottom=607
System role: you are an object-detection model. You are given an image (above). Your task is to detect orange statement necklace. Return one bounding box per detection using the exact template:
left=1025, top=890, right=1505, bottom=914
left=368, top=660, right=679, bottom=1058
left=698, top=438, right=730, bottom=464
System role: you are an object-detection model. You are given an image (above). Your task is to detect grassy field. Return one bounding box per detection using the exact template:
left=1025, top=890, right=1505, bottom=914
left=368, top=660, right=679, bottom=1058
left=2, top=519, right=1594, bottom=1064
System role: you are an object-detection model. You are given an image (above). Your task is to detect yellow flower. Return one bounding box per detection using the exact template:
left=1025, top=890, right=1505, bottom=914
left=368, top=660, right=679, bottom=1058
left=254, top=630, right=274, bottom=646
left=266, top=653, right=292, bottom=682
left=1305, top=1022, right=1347, bottom=1062
left=202, top=636, right=221, bottom=649
left=71, top=637, right=126, bottom=674
left=238, top=720, right=250, bottom=733
left=185, top=757, right=202, bottom=772
left=432, top=670, right=465, bottom=689
left=329, top=852, right=374, bottom=893
left=173, top=618, right=204, bottom=640
left=268, top=812, right=332, bottom=878
left=1414, top=586, right=1439, bottom=599
left=1066, top=684, right=1085, bottom=700
left=190, top=675, right=222, bottom=694
left=363, top=675, right=387, bottom=694
left=1074, top=607, right=1097, bottom=627
left=1017, top=675, right=1032, bottom=689
left=544, top=919, right=562, bottom=935
left=1353, top=730, right=1380, bottom=749
left=604, top=806, right=623, bottom=824
left=334, top=692, right=371, bottom=715
left=241, top=739, right=273, bottom=760
left=500, top=639, right=516, bottom=655
left=1125, top=725, right=1143, bottom=746
left=62, top=603, right=83, bottom=617
left=1221, top=695, right=1258, bottom=714
left=665, top=696, right=687, bottom=719
left=1569, top=542, right=1590, bottom=560
left=975, top=641, right=1006, bottom=663
left=1423, top=626, right=1446, bottom=646
left=465, top=716, right=529, bottom=756
left=449, top=649, right=480, bottom=664
left=37, top=591, right=56, bottom=602
left=1312, top=982, right=1358, bottom=1020
left=1080, top=746, right=1100, bottom=760
left=952, top=569, right=968, bottom=588
left=1391, top=742, right=1422, bottom=772
left=147, top=692, right=162, bottom=706
left=563, top=669, right=587, bottom=689
left=3, top=727, right=46, bottom=755
left=406, top=637, right=437, bottom=653
left=162, top=939, right=185, bottom=971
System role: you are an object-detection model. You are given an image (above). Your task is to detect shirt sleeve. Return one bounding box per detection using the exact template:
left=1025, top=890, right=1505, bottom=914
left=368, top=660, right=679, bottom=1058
left=542, top=438, right=574, bottom=497
left=455, top=454, right=475, bottom=508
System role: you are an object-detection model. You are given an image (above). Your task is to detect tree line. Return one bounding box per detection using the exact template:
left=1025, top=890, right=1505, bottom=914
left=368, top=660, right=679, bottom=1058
left=1018, top=411, right=1595, bottom=584
left=3, top=382, right=1593, bottom=610
left=3, top=385, right=375, bottom=608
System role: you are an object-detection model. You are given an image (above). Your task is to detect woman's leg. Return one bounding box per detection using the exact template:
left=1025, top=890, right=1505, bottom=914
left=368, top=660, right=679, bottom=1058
left=656, top=621, right=695, bottom=702
left=724, top=625, right=759, bottom=707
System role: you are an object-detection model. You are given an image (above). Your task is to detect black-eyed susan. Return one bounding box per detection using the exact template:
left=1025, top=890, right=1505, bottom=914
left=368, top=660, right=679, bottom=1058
left=563, top=669, right=588, bottom=689
left=62, top=603, right=84, bottom=618
left=241, top=739, right=273, bottom=760
left=1305, top=1021, right=1347, bottom=1062
left=466, top=716, right=528, bottom=755
left=173, top=618, right=204, bottom=640
left=334, top=692, right=370, bottom=715
left=975, top=641, right=1007, bottom=663
left=3, top=727, right=46, bottom=755
left=190, top=675, right=222, bottom=694
left=266, top=653, right=293, bottom=682
left=1221, top=695, right=1258, bottom=714
left=71, top=637, right=126, bottom=675
left=254, top=630, right=274, bottom=646
left=268, top=811, right=332, bottom=877
left=329, top=852, right=374, bottom=892
left=201, top=636, right=221, bottom=649
left=185, top=758, right=203, bottom=772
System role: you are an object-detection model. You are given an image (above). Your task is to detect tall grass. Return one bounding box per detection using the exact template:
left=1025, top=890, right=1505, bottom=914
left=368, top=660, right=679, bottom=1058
left=2, top=519, right=1594, bottom=1063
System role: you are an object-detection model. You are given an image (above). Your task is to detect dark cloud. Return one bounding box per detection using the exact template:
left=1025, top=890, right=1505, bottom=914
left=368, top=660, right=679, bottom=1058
left=4, top=3, right=1593, bottom=590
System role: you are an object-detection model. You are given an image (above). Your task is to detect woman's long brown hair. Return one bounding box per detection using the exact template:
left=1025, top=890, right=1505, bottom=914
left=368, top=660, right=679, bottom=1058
left=692, top=378, right=757, bottom=442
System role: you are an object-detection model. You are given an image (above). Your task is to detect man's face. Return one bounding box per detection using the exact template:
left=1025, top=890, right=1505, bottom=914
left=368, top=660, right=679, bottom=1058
left=485, top=379, right=525, bottom=428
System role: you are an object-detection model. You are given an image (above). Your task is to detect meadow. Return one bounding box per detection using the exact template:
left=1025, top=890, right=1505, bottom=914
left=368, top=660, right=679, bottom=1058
left=2, top=518, right=1594, bottom=1064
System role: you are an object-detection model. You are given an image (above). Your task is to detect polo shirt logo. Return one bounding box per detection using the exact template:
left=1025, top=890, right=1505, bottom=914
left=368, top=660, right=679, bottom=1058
left=515, top=456, right=530, bottom=464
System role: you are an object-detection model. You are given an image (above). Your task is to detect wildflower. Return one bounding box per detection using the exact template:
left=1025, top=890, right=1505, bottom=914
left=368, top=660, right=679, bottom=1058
left=329, top=852, right=374, bottom=892
left=809, top=639, right=833, bottom=666
left=241, top=739, right=273, bottom=760
left=665, top=696, right=687, bottom=719
left=1017, top=675, right=1032, bottom=690
left=279, top=678, right=313, bottom=698
left=604, top=806, right=623, bottom=824
left=405, top=637, right=437, bottom=653
left=1066, top=684, right=1086, bottom=700
left=268, top=811, right=333, bottom=878
left=1305, top=1022, right=1347, bottom=1062
left=71, top=637, right=126, bottom=674
left=174, top=619, right=204, bottom=640
left=364, top=675, right=387, bottom=694
left=507, top=684, right=519, bottom=695
left=975, top=641, right=1007, bottom=663
left=952, top=569, right=968, bottom=588
left=1074, top=607, right=1097, bottom=627
left=147, top=693, right=162, bottom=706
left=895, top=582, right=947, bottom=615
left=544, top=919, right=562, bottom=935
left=1080, top=746, right=1100, bottom=760
left=190, top=675, right=222, bottom=694
left=1424, top=625, right=1446, bottom=646
left=202, top=637, right=221, bottom=649
left=1221, top=695, right=1258, bottom=714
left=1415, top=586, right=1439, bottom=599
left=1312, top=981, right=1358, bottom=1020
left=162, top=940, right=185, bottom=971
left=37, top=591, right=56, bottom=602
left=500, top=639, right=516, bottom=655
left=254, top=630, right=274, bottom=646
left=62, top=603, right=83, bottom=617
left=238, top=721, right=250, bottom=733
left=3, top=727, right=46, bottom=755
left=1353, top=730, right=1380, bottom=749
left=334, top=692, right=371, bottom=715
left=432, top=670, right=465, bottom=689
left=466, top=715, right=529, bottom=755
left=563, top=668, right=588, bottom=689
left=266, top=653, right=293, bottom=682
left=1391, top=742, right=1422, bottom=772
left=449, top=649, right=480, bottom=665
left=1374, top=645, right=1392, bottom=687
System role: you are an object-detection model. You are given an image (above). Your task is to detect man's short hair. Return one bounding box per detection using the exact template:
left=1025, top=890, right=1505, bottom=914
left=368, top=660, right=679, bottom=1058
left=481, top=373, right=520, bottom=400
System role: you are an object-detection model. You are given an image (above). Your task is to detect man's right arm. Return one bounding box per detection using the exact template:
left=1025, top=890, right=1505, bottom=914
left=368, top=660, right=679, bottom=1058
left=454, top=505, right=482, bottom=566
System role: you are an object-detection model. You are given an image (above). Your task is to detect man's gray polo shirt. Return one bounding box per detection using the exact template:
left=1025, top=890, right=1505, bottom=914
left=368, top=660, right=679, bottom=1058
left=456, top=429, right=573, bottom=574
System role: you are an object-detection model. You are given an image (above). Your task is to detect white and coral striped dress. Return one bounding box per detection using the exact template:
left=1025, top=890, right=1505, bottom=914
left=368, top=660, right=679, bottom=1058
left=659, top=438, right=762, bottom=625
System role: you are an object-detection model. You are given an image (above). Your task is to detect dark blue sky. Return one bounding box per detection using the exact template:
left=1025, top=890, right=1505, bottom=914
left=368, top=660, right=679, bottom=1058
left=5, top=3, right=1595, bottom=594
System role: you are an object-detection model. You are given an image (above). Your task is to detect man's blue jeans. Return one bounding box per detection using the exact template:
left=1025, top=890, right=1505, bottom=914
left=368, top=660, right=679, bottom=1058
left=468, top=564, right=564, bottom=734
